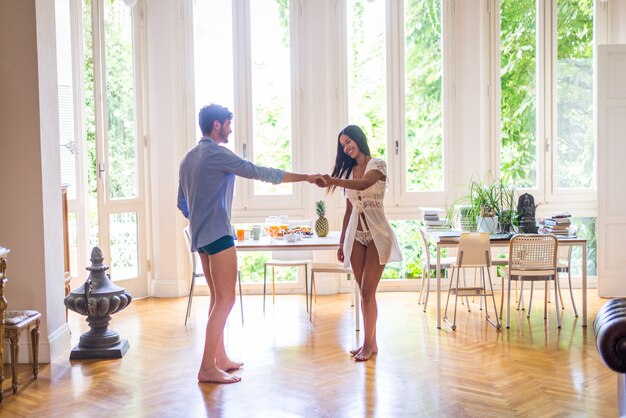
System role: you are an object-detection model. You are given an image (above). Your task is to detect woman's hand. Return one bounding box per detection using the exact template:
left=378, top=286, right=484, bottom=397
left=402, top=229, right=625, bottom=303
left=307, top=174, right=326, bottom=186
left=337, top=246, right=344, bottom=263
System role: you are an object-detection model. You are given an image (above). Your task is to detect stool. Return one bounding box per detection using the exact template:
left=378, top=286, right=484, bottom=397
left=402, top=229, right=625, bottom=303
left=3, top=310, right=41, bottom=394
left=263, top=259, right=312, bottom=313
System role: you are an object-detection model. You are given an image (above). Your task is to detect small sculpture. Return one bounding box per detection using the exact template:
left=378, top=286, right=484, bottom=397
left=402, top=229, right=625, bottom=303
left=517, top=193, right=538, bottom=233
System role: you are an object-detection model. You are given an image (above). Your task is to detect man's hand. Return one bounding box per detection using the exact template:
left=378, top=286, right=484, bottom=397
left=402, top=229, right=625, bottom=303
left=307, top=174, right=327, bottom=187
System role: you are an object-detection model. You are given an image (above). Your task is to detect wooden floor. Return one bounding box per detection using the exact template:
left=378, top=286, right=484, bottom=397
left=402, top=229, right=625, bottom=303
left=0, top=289, right=617, bottom=417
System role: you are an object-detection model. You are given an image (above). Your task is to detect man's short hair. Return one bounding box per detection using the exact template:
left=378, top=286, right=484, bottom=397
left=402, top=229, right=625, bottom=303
left=198, top=104, right=233, bottom=135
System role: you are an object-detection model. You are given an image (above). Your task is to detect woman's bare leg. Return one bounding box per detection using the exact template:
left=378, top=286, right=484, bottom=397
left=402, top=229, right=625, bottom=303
left=197, top=247, right=241, bottom=383
left=349, top=241, right=384, bottom=360
left=201, top=253, right=243, bottom=372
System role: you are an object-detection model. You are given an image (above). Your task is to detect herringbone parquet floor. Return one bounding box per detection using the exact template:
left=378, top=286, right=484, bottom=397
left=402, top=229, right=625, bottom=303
left=0, top=290, right=616, bottom=417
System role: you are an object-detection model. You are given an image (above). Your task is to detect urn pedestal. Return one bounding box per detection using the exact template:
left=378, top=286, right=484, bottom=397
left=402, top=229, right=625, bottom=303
left=64, top=247, right=132, bottom=359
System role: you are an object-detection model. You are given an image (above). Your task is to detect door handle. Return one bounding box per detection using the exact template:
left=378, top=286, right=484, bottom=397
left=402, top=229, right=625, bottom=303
left=98, top=163, right=106, bottom=178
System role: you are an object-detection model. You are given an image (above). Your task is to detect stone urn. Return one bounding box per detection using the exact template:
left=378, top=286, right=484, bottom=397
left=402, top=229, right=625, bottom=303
left=64, top=247, right=132, bottom=359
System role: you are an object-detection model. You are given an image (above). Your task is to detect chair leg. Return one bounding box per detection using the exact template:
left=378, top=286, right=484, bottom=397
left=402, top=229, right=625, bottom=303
left=567, top=269, right=579, bottom=317
left=9, top=332, right=19, bottom=393
left=31, top=322, right=40, bottom=379
left=238, top=271, right=244, bottom=326
left=485, top=267, right=501, bottom=329
left=418, top=266, right=427, bottom=305
left=506, top=278, right=512, bottom=328
left=272, top=267, right=276, bottom=304
left=184, top=275, right=196, bottom=325
left=305, top=265, right=309, bottom=314
left=554, top=277, right=562, bottom=328
left=263, top=264, right=267, bottom=312
left=499, top=275, right=504, bottom=320
left=309, top=271, right=315, bottom=321
left=423, top=267, right=431, bottom=312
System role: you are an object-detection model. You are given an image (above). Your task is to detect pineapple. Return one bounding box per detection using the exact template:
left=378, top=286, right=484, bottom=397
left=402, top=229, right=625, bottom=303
left=314, top=200, right=329, bottom=237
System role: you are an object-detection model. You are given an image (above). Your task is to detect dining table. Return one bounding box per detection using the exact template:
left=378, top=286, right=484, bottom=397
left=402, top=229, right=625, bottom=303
left=423, top=230, right=588, bottom=329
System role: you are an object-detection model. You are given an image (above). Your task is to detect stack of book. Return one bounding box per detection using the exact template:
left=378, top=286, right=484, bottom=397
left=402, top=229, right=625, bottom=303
left=419, top=207, right=450, bottom=230
left=540, top=212, right=574, bottom=236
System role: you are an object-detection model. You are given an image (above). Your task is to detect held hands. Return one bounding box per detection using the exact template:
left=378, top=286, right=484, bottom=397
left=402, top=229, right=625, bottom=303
left=307, top=174, right=327, bottom=186
left=315, top=174, right=333, bottom=188
left=306, top=174, right=333, bottom=188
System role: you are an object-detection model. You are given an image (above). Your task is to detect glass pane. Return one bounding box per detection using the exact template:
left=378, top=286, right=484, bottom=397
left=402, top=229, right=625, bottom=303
left=570, top=216, right=596, bottom=276
left=192, top=0, right=236, bottom=152
left=251, top=0, right=292, bottom=195
left=104, top=1, right=137, bottom=199
left=109, top=212, right=138, bottom=280
left=500, top=0, right=537, bottom=188
left=347, top=0, right=387, bottom=160
left=56, top=0, right=78, bottom=200
left=404, top=0, right=443, bottom=191
left=68, top=212, right=79, bottom=278
left=556, top=0, right=594, bottom=189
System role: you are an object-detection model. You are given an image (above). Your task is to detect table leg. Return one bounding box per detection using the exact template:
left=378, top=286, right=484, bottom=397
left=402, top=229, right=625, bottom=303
left=582, top=242, right=587, bottom=327
left=437, top=247, right=441, bottom=329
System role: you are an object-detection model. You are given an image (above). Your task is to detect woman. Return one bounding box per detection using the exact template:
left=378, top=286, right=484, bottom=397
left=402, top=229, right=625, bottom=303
left=322, top=125, right=402, bottom=361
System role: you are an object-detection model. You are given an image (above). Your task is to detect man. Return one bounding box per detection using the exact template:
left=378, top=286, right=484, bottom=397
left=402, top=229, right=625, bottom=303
left=178, top=104, right=322, bottom=384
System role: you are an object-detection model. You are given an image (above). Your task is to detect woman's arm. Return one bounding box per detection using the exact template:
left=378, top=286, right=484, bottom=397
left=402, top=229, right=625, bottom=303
left=337, top=199, right=353, bottom=263
left=325, top=169, right=383, bottom=191
left=282, top=172, right=325, bottom=184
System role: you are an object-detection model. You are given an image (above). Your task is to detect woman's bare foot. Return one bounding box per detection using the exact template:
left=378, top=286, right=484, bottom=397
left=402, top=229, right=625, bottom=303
left=350, top=343, right=378, bottom=357
left=354, top=346, right=376, bottom=362
left=198, top=366, right=241, bottom=384
left=216, top=359, right=244, bottom=371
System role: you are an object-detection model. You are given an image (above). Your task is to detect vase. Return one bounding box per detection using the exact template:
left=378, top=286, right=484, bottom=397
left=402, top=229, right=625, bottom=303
left=477, top=216, right=499, bottom=234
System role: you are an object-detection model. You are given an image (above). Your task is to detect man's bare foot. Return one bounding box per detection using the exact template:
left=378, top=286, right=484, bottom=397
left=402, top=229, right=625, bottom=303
left=354, top=346, right=375, bottom=362
left=198, top=366, right=241, bottom=384
left=216, top=359, right=244, bottom=371
left=350, top=343, right=378, bottom=357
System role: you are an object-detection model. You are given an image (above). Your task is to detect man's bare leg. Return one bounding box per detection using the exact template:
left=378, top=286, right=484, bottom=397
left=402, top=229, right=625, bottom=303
left=202, top=256, right=243, bottom=371
left=197, top=247, right=241, bottom=383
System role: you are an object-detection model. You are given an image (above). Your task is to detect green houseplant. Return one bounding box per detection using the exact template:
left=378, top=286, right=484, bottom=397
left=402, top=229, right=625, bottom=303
left=447, top=174, right=517, bottom=233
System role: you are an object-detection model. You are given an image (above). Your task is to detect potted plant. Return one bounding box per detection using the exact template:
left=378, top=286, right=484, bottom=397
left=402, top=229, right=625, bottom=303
left=446, top=174, right=517, bottom=234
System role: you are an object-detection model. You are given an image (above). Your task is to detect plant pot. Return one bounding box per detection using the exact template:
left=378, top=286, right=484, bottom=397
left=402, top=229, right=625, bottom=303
left=477, top=216, right=499, bottom=234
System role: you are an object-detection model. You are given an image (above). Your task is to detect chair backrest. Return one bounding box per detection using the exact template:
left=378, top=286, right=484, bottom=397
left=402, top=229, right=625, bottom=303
left=456, top=232, right=491, bottom=267
left=508, top=234, right=558, bottom=273
left=557, top=244, right=572, bottom=265
left=417, top=227, right=432, bottom=267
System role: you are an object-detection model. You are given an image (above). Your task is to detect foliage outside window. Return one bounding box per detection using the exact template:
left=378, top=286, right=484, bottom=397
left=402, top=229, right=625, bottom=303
left=556, top=0, right=594, bottom=189
left=500, top=0, right=537, bottom=188
left=404, top=0, right=443, bottom=191
left=250, top=0, right=293, bottom=196
left=347, top=0, right=387, bottom=159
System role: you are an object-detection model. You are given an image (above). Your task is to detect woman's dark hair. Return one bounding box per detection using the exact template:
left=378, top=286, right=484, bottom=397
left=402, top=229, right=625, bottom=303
left=329, top=124, right=370, bottom=193
left=199, top=104, right=233, bottom=135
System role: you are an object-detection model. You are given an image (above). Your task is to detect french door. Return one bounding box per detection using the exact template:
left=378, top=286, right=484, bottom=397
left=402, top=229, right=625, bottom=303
left=71, top=0, right=148, bottom=294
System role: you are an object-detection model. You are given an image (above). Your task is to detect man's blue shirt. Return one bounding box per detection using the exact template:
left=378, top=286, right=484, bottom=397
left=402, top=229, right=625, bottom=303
left=178, top=136, right=284, bottom=251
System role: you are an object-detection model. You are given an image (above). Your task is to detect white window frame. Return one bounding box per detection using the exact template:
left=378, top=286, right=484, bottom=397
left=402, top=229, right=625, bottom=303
left=494, top=0, right=597, bottom=216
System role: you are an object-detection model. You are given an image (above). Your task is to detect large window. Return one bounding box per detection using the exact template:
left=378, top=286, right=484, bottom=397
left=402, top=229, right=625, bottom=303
left=499, top=0, right=595, bottom=199
left=345, top=0, right=444, bottom=205
left=192, top=0, right=297, bottom=204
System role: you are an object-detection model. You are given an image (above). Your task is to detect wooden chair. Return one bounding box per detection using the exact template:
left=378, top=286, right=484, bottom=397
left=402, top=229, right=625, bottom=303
left=3, top=310, right=41, bottom=394
left=503, top=234, right=560, bottom=328
left=183, top=227, right=243, bottom=325
left=309, top=263, right=356, bottom=327
left=443, top=233, right=501, bottom=330
left=417, top=228, right=455, bottom=311
left=263, top=255, right=312, bottom=313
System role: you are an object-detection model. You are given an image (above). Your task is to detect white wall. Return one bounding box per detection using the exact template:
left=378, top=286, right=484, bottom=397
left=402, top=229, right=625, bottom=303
left=0, top=0, right=71, bottom=363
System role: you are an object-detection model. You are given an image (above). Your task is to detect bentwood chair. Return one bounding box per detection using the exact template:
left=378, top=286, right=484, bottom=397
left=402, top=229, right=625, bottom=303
left=443, top=232, right=501, bottom=330
left=417, top=228, right=456, bottom=311
left=263, top=253, right=312, bottom=313
left=183, top=227, right=243, bottom=325
left=504, top=234, right=560, bottom=328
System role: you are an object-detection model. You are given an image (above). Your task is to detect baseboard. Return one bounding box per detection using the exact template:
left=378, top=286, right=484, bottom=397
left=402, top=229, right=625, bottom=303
left=150, top=278, right=189, bottom=297
left=2, top=322, right=71, bottom=364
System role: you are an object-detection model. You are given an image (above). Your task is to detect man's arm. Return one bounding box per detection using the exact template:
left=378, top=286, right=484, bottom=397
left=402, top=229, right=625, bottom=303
left=177, top=181, right=189, bottom=218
